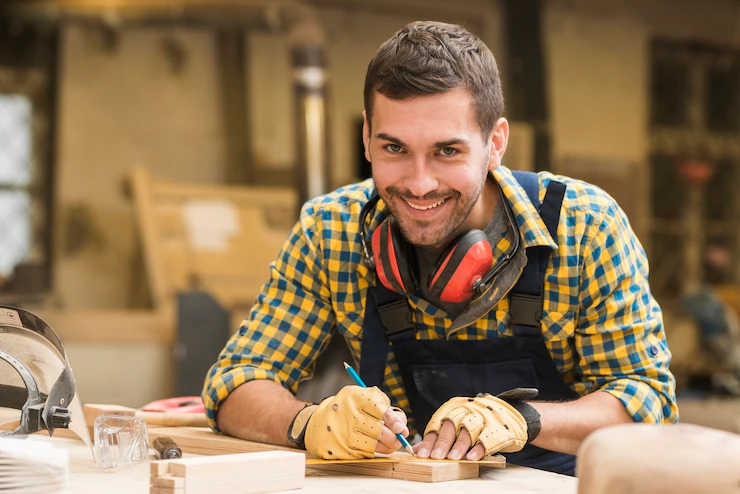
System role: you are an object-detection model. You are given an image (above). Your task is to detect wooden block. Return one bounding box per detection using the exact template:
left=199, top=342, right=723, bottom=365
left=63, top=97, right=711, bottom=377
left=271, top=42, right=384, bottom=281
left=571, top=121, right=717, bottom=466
left=84, top=404, right=136, bottom=427
left=150, top=487, right=182, bottom=494
left=150, top=474, right=185, bottom=490
left=151, top=460, right=170, bottom=477
left=136, top=412, right=208, bottom=428
left=393, top=461, right=479, bottom=482
left=150, top=451, right=304, bottom=494
left=85, top=404, right=207, bottom=430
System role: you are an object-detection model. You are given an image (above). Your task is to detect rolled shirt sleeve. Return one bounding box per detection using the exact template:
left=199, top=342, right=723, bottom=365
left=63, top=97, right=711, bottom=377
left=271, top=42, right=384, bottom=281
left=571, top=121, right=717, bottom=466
left=202, top=204, right=336, bottom=431
left=576, top=199, right=678, bottom=423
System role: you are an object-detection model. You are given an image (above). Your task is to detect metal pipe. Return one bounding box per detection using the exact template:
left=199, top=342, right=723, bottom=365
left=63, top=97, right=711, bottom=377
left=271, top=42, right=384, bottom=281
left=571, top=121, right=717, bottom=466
left=284, top=4, right=330, bottom=212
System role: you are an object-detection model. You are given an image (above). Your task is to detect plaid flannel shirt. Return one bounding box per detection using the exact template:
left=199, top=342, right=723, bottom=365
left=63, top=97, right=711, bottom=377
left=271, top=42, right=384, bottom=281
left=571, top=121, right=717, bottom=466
left=203, top=166, right=678, bottom=432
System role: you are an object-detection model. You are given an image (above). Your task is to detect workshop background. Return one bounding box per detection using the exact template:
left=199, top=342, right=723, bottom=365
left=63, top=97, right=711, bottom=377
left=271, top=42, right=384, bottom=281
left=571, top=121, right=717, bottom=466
left=0, top=0, right=739, bottom=434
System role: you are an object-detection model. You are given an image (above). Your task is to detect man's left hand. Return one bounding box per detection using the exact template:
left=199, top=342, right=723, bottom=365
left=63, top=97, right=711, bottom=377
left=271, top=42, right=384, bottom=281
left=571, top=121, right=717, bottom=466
left=413, top=394, right=529, bottom=460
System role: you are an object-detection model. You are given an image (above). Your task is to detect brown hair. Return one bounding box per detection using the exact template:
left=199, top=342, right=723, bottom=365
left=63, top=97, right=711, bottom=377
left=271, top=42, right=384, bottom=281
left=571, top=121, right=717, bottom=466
left=363, top=21, right=504, bottom=138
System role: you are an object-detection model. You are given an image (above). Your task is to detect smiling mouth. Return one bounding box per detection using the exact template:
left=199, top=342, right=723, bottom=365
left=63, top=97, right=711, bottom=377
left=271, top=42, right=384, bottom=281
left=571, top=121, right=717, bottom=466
left=404, top=198, right=448, bottom=211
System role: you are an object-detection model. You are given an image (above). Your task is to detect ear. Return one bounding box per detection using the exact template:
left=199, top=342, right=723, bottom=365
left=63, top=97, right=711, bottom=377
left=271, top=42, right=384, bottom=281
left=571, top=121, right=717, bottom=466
left=362, top=111, right=372, bottom=163
left=487, top=117, right=509, bottom=171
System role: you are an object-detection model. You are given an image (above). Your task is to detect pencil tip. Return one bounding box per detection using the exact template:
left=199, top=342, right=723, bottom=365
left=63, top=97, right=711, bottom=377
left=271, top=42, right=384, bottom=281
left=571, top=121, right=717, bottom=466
left=343, top=361, right=349, bottom=369
left=406, top=445, right=415, bottom=456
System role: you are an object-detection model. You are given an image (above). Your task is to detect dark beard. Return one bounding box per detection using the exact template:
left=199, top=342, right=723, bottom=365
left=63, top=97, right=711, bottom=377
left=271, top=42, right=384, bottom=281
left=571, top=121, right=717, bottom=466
left=380, top=187, right=477, bottom=248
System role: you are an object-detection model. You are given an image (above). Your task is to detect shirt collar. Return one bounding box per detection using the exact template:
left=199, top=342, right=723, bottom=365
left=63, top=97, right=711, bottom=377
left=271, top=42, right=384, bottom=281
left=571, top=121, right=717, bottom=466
left=492, top=166, right=556, bottom=250
left=365, top=167, right=557, bottom=250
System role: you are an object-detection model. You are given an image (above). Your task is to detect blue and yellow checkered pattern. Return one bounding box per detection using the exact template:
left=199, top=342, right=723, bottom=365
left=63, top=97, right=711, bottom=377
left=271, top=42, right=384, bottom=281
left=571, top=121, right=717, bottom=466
left=203, top=166, right=678, bottom=432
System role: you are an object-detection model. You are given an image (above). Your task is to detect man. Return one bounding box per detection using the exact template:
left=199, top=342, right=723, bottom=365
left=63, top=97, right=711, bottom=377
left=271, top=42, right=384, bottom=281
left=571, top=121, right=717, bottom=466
left=204, top=21, right=677, bottom=476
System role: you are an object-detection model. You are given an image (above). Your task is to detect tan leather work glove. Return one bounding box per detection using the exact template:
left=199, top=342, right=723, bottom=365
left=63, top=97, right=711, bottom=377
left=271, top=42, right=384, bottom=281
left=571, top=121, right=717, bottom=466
left=424, top=393, right=530, bottom=456
left=287, top=385, right=391, bottom=459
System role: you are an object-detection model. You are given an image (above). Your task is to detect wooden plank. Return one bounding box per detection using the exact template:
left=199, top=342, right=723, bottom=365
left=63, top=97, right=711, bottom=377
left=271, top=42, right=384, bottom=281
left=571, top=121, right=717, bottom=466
left=148, top=427, right=504, bottom=483
left=304, top=455, right=504, bottom=468
left=148, top=427, right=304, bottom=456
left=148, top=427, right=504, bottom=465
left=309, top=459, right=480, bottom=482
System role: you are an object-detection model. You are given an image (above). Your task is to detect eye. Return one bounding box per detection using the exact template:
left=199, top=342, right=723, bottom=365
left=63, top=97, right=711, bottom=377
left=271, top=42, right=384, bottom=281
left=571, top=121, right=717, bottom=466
left=440, top=147, right=458, bottom=157
left=384, top=144, right=403, bottom=154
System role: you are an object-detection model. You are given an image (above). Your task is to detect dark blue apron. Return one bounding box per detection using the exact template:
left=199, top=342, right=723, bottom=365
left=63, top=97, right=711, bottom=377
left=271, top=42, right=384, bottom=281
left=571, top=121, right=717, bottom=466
left=359, top=171, right=579, bottom=476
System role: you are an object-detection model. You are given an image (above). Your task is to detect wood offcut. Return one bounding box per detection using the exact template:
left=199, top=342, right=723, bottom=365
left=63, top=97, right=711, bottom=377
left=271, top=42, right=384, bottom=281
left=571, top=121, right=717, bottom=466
left=150, top=450, right=305, bottom=494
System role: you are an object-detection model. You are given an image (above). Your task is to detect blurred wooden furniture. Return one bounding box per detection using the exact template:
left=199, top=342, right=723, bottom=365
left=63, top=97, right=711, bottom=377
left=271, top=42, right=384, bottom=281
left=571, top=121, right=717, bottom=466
left=130, top=166, right=295, bottom=316
left=42, top=167, right=296, bottom=344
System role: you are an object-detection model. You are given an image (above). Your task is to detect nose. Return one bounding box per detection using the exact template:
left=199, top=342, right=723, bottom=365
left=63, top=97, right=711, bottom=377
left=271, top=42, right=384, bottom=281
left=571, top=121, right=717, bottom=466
left=404, top=157, right=438, bottom=198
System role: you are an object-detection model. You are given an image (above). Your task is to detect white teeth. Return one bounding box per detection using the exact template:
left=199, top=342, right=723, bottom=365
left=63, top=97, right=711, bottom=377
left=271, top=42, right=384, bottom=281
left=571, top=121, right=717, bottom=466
left=405, top=198, right=445, bottom=211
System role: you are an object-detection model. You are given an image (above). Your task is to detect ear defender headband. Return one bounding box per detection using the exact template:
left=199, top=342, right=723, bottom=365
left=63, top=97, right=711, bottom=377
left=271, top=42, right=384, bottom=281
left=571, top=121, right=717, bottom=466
left=359, top=184, right=520, bottom=303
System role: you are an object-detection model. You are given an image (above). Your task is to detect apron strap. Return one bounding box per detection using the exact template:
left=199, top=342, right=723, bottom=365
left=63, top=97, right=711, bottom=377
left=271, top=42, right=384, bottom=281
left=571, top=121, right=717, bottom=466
left=359, top=285, right=413, bottom=387
left=510, top=171, right=566, bottom=337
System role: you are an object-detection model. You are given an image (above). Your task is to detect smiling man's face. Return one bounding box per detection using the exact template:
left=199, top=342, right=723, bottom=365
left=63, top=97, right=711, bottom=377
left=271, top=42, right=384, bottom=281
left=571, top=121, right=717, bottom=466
left=364, top=87, right=507, bottom=249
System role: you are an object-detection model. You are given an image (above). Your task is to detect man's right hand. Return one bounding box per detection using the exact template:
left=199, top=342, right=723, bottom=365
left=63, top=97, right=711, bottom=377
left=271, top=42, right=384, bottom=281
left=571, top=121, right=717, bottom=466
left=287, top=385, right=409, bottom=459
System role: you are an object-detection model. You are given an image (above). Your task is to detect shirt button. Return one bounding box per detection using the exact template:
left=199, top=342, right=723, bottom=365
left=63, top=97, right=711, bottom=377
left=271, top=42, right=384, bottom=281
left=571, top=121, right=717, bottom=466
left=650, top=346, right=659, bottom=356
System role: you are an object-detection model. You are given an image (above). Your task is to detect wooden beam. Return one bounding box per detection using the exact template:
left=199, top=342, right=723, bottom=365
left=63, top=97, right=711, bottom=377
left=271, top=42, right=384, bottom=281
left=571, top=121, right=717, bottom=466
left=148, top=427, right=302, bottom=456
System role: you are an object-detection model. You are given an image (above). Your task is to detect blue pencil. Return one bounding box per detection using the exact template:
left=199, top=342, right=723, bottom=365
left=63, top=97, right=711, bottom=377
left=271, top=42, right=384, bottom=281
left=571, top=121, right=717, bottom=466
left=343, top=361, right=414, bottom=456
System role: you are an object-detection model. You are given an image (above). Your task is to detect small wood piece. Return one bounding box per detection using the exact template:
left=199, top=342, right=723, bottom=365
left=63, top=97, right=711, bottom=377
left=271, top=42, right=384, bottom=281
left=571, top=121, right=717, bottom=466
left=394, top=460, right=479, bottom=483
left=84, top=404, right=208, bottom=430
left=84, top=404, right=136, bottom=427
left=149, top=451, right=304, bottom=494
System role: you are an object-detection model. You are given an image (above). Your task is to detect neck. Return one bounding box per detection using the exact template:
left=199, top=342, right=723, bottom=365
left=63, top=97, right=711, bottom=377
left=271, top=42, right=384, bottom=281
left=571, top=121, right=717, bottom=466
left=466, top=174, right=500, bottom=231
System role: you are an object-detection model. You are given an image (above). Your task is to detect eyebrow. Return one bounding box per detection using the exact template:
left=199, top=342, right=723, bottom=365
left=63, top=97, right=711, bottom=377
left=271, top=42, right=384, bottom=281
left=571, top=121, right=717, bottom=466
left=374, top=133, right=470, bottom=149
left=434, top=138, right=470, bottom=148
left=375, top=133, right=406, bottom=147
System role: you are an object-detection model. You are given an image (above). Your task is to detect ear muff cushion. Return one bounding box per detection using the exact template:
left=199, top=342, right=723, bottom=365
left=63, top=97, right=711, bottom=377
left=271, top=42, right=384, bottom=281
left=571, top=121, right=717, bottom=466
left=371, top=217, right=416, bottom=294
left=428, top=230, right=492, bottom=303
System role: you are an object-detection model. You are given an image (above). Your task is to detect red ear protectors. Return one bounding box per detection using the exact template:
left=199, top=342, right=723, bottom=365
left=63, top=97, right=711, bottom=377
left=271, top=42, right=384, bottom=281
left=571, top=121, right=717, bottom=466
left=369, top=215, right=494, bottom=301
left=428, top=230, right=494, bottom=302
left=360, top=185, right=520, bottom=303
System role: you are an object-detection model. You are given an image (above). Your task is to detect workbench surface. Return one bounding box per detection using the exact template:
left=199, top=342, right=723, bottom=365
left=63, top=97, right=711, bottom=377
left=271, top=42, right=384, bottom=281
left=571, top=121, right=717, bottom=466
left=41, top=436, right=577, bottom=493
